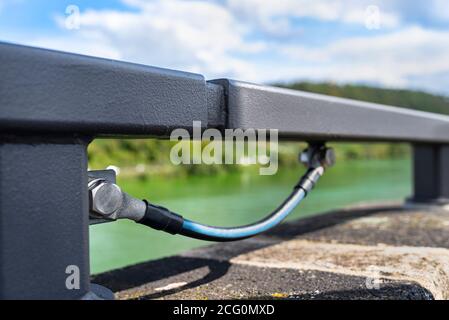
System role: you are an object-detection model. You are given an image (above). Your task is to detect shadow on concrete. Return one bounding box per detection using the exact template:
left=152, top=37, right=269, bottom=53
left=248, top=283, right=433, bottom=300
left=92, top=204, right=405, bottom=297
left=179, top=204, right=405, bottom=260
left=92, top=256, right=231, bottom=297
left=267, top=204, right=405, bottom=239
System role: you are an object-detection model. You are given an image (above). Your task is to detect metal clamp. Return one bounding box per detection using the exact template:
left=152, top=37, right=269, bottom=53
left=299, top=144, right=336, bottom=169
left=88, top=171, right=147, bottom=223
left=88, top=178, right=123, bottom=220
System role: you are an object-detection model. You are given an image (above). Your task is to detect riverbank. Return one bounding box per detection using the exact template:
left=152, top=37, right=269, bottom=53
left=88, top=141, right=411, bottom=179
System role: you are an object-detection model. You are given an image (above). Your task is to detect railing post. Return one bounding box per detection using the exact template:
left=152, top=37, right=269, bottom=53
left=410, top=144, right=449, bottom=205
left=0, top=136, right=93, bottom=299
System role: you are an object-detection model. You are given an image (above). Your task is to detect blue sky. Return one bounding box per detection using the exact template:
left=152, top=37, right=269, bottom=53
left=1, top=0, right=449, bottom=95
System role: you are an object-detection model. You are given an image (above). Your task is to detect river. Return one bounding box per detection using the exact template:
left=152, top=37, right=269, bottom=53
left=90, top=158, right=411, bottom=274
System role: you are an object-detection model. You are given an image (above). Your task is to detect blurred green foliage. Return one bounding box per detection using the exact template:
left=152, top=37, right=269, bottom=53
left=89, top=82, right=449, bottom=178
left=276, top=82, right=449, bottom=115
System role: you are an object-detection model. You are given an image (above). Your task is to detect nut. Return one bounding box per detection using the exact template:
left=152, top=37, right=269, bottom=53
left=90, top=182, right=123, bottom=217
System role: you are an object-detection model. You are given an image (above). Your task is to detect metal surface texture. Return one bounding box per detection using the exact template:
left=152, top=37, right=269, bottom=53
left=0, top=137, right=90, bottom=299
left=88, top=180, right=147, bottom=223
left=2, top=43, right=449, bottom=143
left=88, top=170, right=117, bottom=225
left=2, top=42, right=449, bottom=299
left=89, top=182, right=123, bottom=216
left=212, top=79, right=449, bottom=143
left=411, top=144, right=449, bottom=204
left=0, top=42, right=210, bottom=136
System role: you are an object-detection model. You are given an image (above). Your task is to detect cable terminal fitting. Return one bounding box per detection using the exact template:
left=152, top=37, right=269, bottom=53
left=299, top=144, right=336, bottom=169
left=88, top=178, right=148, bottom=222
left=87, top=143, right=335, bottom=242
left=297, top=144, right=335, bottom=194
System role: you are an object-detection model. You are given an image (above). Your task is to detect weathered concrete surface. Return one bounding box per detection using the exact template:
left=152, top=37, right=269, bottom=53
left=92, top=202, right=449, bottom=300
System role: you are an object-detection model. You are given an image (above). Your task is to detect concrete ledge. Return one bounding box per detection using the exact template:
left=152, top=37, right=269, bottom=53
left=93, top=202, right=449, bottom=300
left=232, top=240, right=448, bottom=299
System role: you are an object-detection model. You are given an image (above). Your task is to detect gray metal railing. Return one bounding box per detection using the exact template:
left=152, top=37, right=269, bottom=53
left=1, top=42, right=448, bottom=299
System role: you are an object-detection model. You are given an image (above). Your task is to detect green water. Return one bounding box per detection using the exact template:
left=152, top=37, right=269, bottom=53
left=90, top=158, right=411, bottom=274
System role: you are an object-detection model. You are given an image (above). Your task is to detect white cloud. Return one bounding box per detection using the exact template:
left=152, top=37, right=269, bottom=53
left=226, top=0, right=401, bottom=35
left=29, top=33, right=122, bottom=61
left=43, top=0, right=262, bottom=80
left=277, top=26, right=449, bottom=88
left=430, top=0, right=449, bottom=22
left=19, top=0, right=449, bottom=94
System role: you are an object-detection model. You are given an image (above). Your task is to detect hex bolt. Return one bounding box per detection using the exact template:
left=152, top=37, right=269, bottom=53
left=90, top=181, right=123, bottom=217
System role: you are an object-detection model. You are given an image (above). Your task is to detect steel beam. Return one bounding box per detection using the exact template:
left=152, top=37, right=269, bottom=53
left=0, top=42, right=212, bottom=136
left=213, top=79, right=449, bottom=142
left=411, top=144, right=449, bottom=204
left=0, top=136, right=91, bottom=299
left=3, top=43, right=449, bottom=143
left=2, top=42, right=449, bottom=300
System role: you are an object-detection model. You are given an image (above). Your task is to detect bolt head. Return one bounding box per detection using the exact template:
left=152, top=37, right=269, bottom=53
left=90, top=182, right=123, bottom=216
